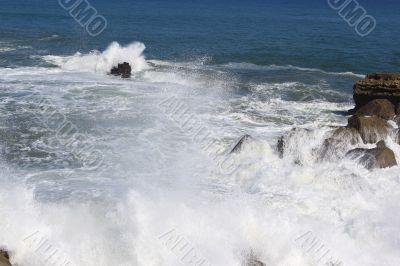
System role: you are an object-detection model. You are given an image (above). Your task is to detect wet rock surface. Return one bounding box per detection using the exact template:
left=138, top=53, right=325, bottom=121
left=347, top=115, right=390, bottom=144
left=355, top=99, right=395, bottom=120
left=110, top=62, right=132, bottom=78
left=346, top=141, right=397, bottom=169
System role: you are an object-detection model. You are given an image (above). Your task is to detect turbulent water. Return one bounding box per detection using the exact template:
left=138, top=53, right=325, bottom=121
left=1, top=1, right=400, bottom=266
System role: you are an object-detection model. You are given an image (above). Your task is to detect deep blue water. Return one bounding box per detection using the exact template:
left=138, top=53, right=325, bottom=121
left=1, top=0, right=399, bottom=73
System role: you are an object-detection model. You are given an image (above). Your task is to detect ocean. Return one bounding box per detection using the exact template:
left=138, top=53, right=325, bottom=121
left=0, top=0, right=400, bottom=265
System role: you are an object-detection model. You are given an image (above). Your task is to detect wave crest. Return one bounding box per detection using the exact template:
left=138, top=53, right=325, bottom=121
left=43, top=41, right=148, bottom=74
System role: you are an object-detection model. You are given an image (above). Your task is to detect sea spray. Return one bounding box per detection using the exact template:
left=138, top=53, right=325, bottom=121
left=43, top=42, right=148, bottom=74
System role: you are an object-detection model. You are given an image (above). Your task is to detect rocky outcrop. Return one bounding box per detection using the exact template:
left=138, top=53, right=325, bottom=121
left=0, top=250, right=12, bottom=266
left=110, top=62, right=131, bottom=78
left=231, top=134, right=252, bottom=153
left=347, top=115, right=390, bottom=144
left=277, top=73, right=400, bottom=170
left=353, top=73, right=400, bottom=111
left=355, top=99, right=395, bottom=120
left=346, top=141, right=397, bottom=169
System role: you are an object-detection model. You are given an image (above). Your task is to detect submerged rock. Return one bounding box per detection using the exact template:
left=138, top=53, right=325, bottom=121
left=231, top=134, right=252, bottom=153
left=353, top=73, right=400, bottom=111
left=0, top=250, right=12, bottom=266
left=276, top=128, right=311, bottom=158
left=110, top=62, right=132, bottom=78
left=346, top=140, right=397, bottom=169
left=320, top=127, right=362, bottom=160
left=347, top=115, right=390, bottom=144
left=355, top=99, right=395, bottom=120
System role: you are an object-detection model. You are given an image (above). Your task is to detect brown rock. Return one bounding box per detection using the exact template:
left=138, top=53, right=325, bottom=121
left=346, top=140, right=397, bottom=169
left=247, top=259, right=266, bottom=266
left=0, top=250, right=12, bottom=266
left=355, top=99, right=395, bottom=120
left=348, top=115, right=390, bottom=144
left=353, top=73, right=400, bottom=110
left=332, top=127, right=362, bottom=145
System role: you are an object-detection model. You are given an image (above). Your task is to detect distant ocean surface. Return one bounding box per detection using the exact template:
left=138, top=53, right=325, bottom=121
left=0, top=0, right=400, bottom=265
left=1, top=0, right=399, bottom=72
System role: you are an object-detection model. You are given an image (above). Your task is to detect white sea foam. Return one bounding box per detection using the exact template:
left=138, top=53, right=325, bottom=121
left=1, top=42, right=400, bottom=266
left=221, top=62, right=365, bottom=78
left=43, top=41, right=149, bottom=74
left=0, top=47, right=16, bottom=52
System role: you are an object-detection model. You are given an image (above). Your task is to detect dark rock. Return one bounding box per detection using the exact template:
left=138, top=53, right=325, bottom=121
left=355, top=99, right=395, bottom=120
left=346, top=140, right=397, bottom=169
left=231, top=134, right=252, bottom=153
left=0, top=249, right=12, bottom=266
left=347, top=115, right=390, bottom=144
left=110, top=62, right=131, bottom=78
left=397, top=104, right=400, bottom=115
left=353, top=73, right=400, bottom=110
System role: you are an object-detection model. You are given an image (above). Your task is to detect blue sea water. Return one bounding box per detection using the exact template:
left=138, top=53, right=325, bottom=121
left=1, top=0, right=399, bottom=72
left=1, top=1, right=400, bottom=266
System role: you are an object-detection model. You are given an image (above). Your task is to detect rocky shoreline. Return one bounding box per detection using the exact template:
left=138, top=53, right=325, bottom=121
left=282, top=72, right=400, bottom=169
left=231, top=72, right=400, bottom=170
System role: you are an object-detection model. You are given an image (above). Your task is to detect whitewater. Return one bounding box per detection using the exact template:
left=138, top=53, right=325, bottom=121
left=0, top=42, right=399, bottom=266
